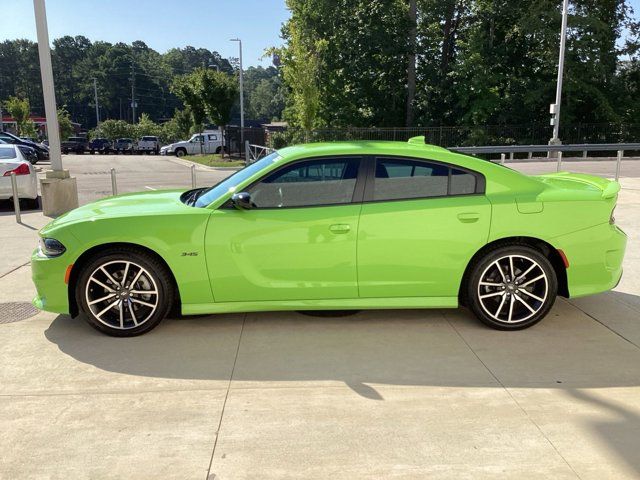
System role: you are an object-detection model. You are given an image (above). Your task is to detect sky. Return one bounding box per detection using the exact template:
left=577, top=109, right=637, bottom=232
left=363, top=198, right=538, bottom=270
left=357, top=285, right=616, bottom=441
left=0, top=0, right=291, bottom=67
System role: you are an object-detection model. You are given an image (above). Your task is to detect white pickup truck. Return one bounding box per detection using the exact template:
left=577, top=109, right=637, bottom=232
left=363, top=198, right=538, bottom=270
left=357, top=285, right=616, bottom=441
left=160, top=131, right=224, bottom=157
left=137, top=136, right=160, bottom=154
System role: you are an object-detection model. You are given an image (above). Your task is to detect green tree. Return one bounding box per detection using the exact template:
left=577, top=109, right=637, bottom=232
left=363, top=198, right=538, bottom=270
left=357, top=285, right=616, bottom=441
left=171, top=68, right=238, bottom=155
left=279, top=0, right=410, bottom=128
left=4, top=96, right=33, bottom=136
left=92, top=119, right=135, bottom=140
left=57, top=106, right=74, bottom=140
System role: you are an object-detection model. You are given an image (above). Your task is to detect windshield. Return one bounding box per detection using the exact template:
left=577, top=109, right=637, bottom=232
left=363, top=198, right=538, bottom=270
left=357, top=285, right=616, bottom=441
left=194, top=151, right=280, bottom=208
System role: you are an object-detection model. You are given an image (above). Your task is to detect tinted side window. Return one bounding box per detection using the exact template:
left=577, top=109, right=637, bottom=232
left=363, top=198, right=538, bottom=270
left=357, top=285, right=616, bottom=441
left=373, top=159, right=448, bottom=201
left=450, top=168, right=477, bottom=195
left=248, top=158, right=360, bottom=208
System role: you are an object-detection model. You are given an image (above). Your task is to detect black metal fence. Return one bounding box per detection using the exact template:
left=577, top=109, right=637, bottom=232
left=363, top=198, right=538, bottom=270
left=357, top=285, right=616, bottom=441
left=224, top=123, right=640, bottom=154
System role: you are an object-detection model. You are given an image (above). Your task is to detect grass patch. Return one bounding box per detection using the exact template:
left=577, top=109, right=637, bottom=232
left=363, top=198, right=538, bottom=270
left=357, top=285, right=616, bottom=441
left=184, top=154, right=245, bottom=168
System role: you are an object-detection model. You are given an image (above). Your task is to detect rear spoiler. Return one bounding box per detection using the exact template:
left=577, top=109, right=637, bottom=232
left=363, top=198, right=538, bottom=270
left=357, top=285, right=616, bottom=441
left=539, top=172, right=621, bottom=199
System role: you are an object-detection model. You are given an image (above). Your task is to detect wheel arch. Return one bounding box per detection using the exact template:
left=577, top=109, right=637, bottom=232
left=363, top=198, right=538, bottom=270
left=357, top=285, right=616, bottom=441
left=459, top=236, right=569, bottom=305
left=67, top=242, right=181, bottom=318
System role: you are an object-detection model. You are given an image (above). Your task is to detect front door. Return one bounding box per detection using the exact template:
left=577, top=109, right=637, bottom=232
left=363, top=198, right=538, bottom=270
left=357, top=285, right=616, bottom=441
left=357, top=156, right=491, bottom=298
left=205, top=156, right=364, bottom=302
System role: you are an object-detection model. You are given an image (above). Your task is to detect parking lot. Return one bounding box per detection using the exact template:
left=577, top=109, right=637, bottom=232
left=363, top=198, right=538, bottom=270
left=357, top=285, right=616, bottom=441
left=1, top=154, right=640, bottom=479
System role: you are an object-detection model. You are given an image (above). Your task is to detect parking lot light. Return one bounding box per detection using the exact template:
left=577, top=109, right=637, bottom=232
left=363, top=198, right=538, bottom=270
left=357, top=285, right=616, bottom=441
left=33, top=0, right=79, bottom=215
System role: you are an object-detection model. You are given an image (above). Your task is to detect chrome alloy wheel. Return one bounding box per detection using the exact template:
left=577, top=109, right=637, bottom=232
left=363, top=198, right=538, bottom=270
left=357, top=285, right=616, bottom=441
left=477, top=254, right=548, bottom=324
left=84, top=260, right=159, bottom=330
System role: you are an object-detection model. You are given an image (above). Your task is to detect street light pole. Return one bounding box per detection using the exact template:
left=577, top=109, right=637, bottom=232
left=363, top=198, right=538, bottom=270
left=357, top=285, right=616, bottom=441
left=33, top=0, right=63, bottom=171
left=92, top=77, right=100, bottom=127
left=33, top=0, right=78, bottom=215
left=230, top=38, right=245, bottom=151
left=551, top=0, right=569, bottom=144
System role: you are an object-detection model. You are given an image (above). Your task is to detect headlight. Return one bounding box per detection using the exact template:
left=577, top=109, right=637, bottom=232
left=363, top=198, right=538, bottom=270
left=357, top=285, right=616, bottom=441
left=38, top=238, right=66, bottom=257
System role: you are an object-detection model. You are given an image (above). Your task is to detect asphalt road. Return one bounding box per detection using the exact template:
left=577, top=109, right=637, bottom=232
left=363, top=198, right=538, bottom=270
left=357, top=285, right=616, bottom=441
left=38, top=153, right=235, bottom=205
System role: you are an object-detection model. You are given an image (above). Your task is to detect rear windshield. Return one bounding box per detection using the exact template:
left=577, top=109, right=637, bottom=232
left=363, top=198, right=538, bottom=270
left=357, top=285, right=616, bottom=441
left=0, top=147, right=17, bottom=159
left=68, top=137, right=85, bottom=141
left=141, top=136, right=157, bottom=141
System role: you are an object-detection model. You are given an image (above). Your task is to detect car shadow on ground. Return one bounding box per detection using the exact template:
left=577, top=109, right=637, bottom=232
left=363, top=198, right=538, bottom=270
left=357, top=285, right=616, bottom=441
left=44, top=292, right=640, bottom=475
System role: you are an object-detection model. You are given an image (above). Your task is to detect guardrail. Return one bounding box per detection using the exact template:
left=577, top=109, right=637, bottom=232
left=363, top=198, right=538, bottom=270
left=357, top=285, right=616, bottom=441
left=450, top=143, right=640, bottom=180
left=246, top=142, right=275, bottom=164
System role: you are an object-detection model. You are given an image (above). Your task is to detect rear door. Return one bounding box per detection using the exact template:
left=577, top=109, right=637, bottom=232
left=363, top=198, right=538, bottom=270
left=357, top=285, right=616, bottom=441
left=357, top=156, right=491, bottom=298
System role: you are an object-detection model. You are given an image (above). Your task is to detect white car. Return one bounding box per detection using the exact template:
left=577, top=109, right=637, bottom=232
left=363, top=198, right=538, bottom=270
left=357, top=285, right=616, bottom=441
left=0, top=145, right=39, bottom=209
left=160, top=131, right=224, bottom=157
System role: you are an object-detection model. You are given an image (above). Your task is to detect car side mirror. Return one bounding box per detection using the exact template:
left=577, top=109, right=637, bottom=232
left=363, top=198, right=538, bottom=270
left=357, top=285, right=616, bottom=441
left=231, top=192, right=253, bottom=210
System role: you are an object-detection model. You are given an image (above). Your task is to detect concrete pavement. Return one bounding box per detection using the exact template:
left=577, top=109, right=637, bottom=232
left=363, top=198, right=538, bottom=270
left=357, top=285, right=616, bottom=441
left=1, top=155, right=639, bottom=479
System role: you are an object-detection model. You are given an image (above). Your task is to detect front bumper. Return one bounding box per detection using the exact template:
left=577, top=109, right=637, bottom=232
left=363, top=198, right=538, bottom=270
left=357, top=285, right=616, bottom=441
left=553, top=222, right=627, bottom=298
left=31, top=249, right=71, bottom=314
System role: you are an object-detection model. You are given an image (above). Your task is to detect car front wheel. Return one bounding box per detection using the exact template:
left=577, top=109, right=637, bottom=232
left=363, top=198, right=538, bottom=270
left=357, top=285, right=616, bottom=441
left=76, top=248, right=174, bottom=336
left=467, top=245, right=557, bottom=330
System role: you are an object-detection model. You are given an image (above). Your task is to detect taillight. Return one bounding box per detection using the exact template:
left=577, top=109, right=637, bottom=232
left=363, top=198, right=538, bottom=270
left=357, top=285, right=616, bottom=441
left=3, top=163, right=30, bottom=176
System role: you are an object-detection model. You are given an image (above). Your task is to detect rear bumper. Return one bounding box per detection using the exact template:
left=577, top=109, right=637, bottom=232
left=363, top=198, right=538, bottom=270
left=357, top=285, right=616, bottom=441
left=552, top=222, right=627, bottom=298
left=0, top=174, right=38, bottom=199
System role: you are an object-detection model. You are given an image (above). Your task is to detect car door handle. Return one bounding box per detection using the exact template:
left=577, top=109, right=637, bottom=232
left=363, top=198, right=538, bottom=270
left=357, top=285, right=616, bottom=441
left=457, top=212, right=480, bottom=223
left=329, top=224, right=351, bottom=234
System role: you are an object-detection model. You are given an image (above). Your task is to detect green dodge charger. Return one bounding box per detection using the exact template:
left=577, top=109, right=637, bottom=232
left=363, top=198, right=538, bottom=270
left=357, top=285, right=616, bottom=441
left=32, top=138, right=627, bottom=336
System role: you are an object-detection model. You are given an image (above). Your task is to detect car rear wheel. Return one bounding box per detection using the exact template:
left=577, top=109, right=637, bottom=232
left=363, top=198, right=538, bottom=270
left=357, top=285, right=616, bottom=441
left=76, top=249, right=174, bottom=337
left=467, top=245, right=557, bottom=330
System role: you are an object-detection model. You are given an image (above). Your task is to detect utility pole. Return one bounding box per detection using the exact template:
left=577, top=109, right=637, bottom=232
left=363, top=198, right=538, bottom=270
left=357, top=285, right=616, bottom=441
left=33, top=0, right=78, bottom=215
left=92, top=77, right=100, bottom=127
left=230, top=38, right=244, bottom=150
left=130, top=62, right=136, bottom=123
left=550, top=0, right=569, bottom=146
left=406, top=0, right=417, bottom=127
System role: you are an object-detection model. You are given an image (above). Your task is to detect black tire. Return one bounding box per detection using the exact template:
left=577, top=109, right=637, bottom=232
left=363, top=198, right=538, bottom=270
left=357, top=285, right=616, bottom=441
left=89, top=150, right=95, bottom=155
left=76, top=248, right=175, bottom=337
left=175, top=148, right=186, bottom=158
left=19, top=197, right=40, bottom=210
left=466, top=244, right=557, bottom=330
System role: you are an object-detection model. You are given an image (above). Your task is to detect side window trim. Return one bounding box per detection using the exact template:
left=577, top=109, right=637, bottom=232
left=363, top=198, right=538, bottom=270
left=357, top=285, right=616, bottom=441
left=362, top=155, right=486, bottom=203
left=222, top=155, right=367, bottom=210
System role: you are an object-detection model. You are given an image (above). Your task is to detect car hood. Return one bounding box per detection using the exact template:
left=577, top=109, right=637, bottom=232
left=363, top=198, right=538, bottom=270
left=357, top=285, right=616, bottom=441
left=164, top=141, right=187, bottom=148
left=41, top=189, right=189, bottom=234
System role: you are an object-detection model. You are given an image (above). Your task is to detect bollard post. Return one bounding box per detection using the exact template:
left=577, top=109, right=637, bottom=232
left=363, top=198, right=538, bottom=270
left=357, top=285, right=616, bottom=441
left=615, top=150, right=623, bottom=181
left=110, top=168, right=117, bottom=195
left=509, top=152, right=514, bottom=161
left=556, top=151, right=563, bottom=172
left=500, top=153, right=506, bottom=164
left=10, top=172, right=21, bottom=223
left=528, top=152, right=533, bottom=159
left=191, top=164, right=196, bottom=188
left=245, top=140, right=251, bottom=164
left=583, top=150, right=588, bottom=159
